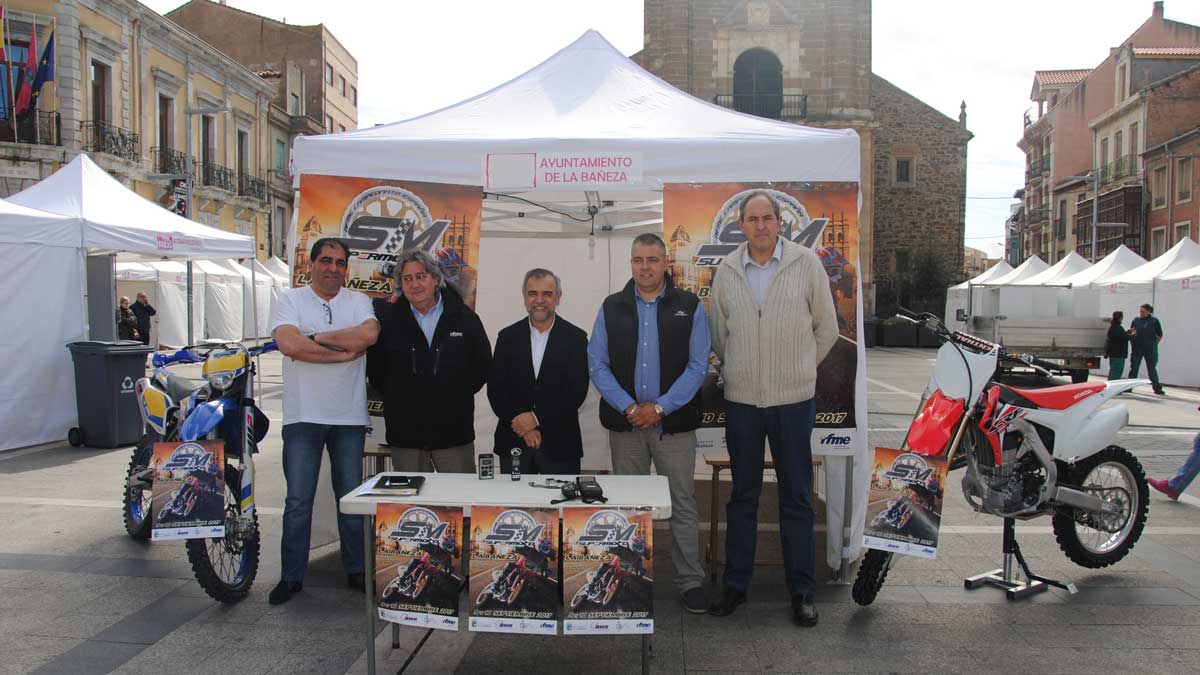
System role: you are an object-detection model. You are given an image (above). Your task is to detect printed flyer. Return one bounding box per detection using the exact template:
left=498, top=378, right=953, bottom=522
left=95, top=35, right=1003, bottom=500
left=662, top=182, right=861, bottom=456
left=150, top=440, right=226, bottom=541
left=374, top=504, right=465, bottom=631
left=862, top=448, right=949, bottom=559
left=468, top=506, right=560, bottom=635
left=562, top=507, right=654, bottom=635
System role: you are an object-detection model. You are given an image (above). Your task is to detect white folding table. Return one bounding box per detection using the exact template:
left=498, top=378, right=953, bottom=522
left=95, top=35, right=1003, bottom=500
left=340, top=472, right=672, bottom=675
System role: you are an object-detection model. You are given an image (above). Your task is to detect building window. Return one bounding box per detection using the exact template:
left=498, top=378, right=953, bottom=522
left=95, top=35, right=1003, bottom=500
left=732, top=48, right=783, bottom=119
left=0, top=41, right=28, bottom=119
left=1151, top=226, right=1166, bottom=258
left=91, top=60, right=111, bottom=123
left=1129, top=122, right=1138, bottom=171
left=338, top=75, right=346, bottom=97
left=157, top=95, right=173, bottom=149
left=1153, top=166, right=1167, bottom=208
left=276, top=205, right=287, bottom=234
left=324, top=115, right=333, bottom=133
left=275, top=139, right=286, bottom=171
left=1114, top=131, right=1123, bottom=172
left=325, top=63, right=333, bottom=84
left=1175, top=221, right=1192, bottom=245
left=236, top=129, right=249, bottom=175
left=200, top=115, right=214, bottom=168
left=351, top=86, right=357, bottom=105
left=1116, top=64, right=1127, bottom=102
left=1177, top=158, right=1192, bottom=203
left=894, top=158, right=913, bottom=186
left=1056, top=199, right=1067, bottom=239
left=1100, top=137, right=1109, bottom=174
left=290, top=93, right=300, bottom=115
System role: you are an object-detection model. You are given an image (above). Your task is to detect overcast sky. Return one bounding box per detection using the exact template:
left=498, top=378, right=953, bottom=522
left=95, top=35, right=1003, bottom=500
left=148, top=1, right=1200, bottom=258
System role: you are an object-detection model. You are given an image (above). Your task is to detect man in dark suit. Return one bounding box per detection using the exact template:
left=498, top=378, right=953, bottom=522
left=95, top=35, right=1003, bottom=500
left=488, top=268, right=589, bottom=475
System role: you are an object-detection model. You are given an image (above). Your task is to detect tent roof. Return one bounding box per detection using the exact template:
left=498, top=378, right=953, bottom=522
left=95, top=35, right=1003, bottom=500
left=247, top=259, right=287, bottom=284
left=952, top=261, right=1013, bottom=289
left=1060, top=245, right=1146, bottom=287
left=291, top=30, right=860, bottom=188
left=114, top=261, right=156, bottom=281
left=984, top=255, right=1049, bottom=286
left=264, top=256, right=289, bottom=279
left=1105, top=238, right=1200, bottom=285
left=193, top=258, right=241, bottom=282
left=8, top=154, right=255, bottom=260
left=1163, top=261, right=1200, bottom=281
left=1014, top=251, right=1091, bottom=285
left=0, top=197, right=78, bottom=248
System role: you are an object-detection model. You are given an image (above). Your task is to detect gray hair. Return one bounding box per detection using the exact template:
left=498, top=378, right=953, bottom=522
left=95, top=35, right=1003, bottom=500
left=631, top=233, right=667, bottom=257
left=119, top=296, right=131, bottom=304
left=523, top=268, right=561, bottom=295
left=394, top=249, right=445, bottom=290
left=738, top=190, right=781, bottom=222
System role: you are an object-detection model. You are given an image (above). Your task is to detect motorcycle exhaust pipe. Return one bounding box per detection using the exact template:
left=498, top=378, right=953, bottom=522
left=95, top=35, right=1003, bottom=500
left=1052, top=486, right=1122, bottom=515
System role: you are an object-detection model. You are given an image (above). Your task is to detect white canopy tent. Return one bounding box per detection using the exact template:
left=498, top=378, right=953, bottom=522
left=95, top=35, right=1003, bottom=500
left=292, top=30, right=866, bottom=571
left=1153, top=262, right=1200, bottom=386
left=1006, top=252, right=1092, bottom=318
left=115, top=260, right=208, bottom=347
left=193, top=259, right=243, bottom=341
left=972, top=255, right=1049, bottom=319
left=215, top=259, right=273, bottom=339
left=1, top=154, right=254, bottom=450
left=943, top=261, right=1013, bottom=333
left=264, top=256, right=290, bottom=280
left=1056, top=245, right=1146, bottom=318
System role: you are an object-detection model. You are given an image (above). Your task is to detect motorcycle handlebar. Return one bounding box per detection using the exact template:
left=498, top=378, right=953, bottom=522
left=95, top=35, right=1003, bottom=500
left=152, top=340, right=277, bottom=368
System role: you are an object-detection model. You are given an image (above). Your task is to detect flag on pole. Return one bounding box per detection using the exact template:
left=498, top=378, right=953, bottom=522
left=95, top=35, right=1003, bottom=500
left=0, top=8, right=6, bottom=64
left=28, top=31, right=52, bottom=111
left=14, top=22, right=36, bottom=117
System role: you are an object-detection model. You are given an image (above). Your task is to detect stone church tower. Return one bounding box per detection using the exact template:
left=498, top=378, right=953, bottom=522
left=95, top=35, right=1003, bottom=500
left=635, top=0, right=972, bottom=315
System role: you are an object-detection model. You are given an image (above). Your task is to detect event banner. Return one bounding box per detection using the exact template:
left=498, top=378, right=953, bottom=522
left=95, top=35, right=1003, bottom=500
left=468, top=506, right=560, bottom=635
left=662, top=182, right=861, bottom=456
left=374, top=504, right=465, bottom=631
left=862, top=448, right=949, bottom=559
left=150, top=441, right=226, bottom=541
left=562, top=507, right=654, bottom=635
left=294, top=175, right=483, bottom=439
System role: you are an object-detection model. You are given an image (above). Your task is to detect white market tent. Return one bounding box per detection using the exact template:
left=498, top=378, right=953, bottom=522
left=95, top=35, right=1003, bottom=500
left=292, top=30, right=866, bottom=570
left=248, top=259, right=290, bottom=334
left=215, top=259, right=273, bottom=339
left=1056, top=245, right=1146, bottom=318
left=265, top=256, right=290, bottom=280
left=1154, top=262, right=1200, bottom=386
left=1, top=154, right=254, bottom=450
left=115, top=260, right=208, bottom=347
left=1006, top=251, right=1092, bottom=318
left=972, top=255, right=1049, bottom=319
left=193, top=259, right=244, bottom=341
left=944, top=261, right=1013, bottom=333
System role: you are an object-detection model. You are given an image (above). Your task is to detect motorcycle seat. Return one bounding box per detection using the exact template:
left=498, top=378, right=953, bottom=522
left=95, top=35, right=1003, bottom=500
left=1003, top=382, right=1106, bottom=410
left=165, top=373, right=202, bottom=402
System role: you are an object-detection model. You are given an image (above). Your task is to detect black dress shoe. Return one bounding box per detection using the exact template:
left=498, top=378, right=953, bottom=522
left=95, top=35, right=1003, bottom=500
left=268, top=580, right=302, bottom=605
left=792, top=594, right=818, bottom=627
left=347, top=572, right=365, bottom=592
left=707, top=587, right=747, bottom=617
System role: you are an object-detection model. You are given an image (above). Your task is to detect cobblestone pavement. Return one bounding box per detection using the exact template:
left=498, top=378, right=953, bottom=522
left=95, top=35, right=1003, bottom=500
left=2, top=348, right=1197, bottom=674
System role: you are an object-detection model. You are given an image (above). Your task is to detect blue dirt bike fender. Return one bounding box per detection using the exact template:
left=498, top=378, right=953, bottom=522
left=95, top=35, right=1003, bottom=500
left=179, top=399, right=228, bottom=441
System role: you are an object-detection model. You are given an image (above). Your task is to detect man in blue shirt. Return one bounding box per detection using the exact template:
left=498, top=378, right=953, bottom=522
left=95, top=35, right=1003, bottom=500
left=588, top=233, right=711, bottom=614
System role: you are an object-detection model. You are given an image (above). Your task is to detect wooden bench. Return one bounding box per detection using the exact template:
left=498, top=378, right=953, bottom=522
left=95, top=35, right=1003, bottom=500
left=702, top=452, right=823, bottom=583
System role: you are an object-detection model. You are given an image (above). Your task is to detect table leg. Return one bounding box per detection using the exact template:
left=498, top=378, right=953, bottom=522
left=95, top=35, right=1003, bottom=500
left=365, top=514, right=376, bottom=675
left=642, top=634, right=650, bottom=675
left=708, top=465, right=721, bottom=584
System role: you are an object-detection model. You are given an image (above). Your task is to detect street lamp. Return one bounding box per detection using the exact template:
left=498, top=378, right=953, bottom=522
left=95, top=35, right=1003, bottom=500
left=182, top=105, right=230, bottom=344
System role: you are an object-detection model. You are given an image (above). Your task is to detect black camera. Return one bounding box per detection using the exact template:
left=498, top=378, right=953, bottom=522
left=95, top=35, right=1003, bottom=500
left=554, top=476, right=606, bottom=504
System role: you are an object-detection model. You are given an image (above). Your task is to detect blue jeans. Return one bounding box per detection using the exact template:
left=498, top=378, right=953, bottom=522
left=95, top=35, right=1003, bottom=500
left=1168, top=432, right=1200, bottom=494
left=723, top=399, right=817, bottom=597
left=281, top=422, right=365, bottom=581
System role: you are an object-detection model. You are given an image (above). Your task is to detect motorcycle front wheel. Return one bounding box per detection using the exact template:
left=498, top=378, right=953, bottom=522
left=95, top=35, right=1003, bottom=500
left=852, top=549, right=894, bottom=606
left=122, top=430, right=158, bottom=540
left=1052, top=445, right=1149, bottom=569
left=186, top=465, right=260, bottom=603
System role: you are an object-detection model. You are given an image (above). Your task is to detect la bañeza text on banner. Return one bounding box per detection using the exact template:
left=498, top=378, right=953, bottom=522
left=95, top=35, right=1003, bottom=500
left=662, top=182, right=861, bottom=455
left=374, top=503, right=465, bottom=631
left=293, top=175, right=483, bottom=442
left=150, top=440, right=226, bottom=541
left=862, top=447, right=949, bottom=559
left=562, top=506, right=654, bottom=635
left=468, top=506, right=560, bottom=635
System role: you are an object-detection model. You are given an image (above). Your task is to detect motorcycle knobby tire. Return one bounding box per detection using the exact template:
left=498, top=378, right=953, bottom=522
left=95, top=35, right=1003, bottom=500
left=122, top=431, right=157, bottom=541
left=1052, top=445, right=1149, bottom=569
left=186, top=465, right=260, bottom=603
left=852, top=549, right=893, bottom=606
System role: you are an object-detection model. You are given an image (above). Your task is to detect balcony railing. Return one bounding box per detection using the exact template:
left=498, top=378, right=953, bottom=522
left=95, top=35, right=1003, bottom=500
left=1027, top=205, right=1050, bottom=224
left=1041, top=154, right=1052, bottom=173
left=201, top=162, right=234, bottom=191
left=237, top=173, right=266, bottom=201
left=0, top=111, right=60, bottom=146
left=713, top=94, right=807, bottom=120
left=81, top=120, right=139, bottom=162
left=151, top=146, right=191, bottom=177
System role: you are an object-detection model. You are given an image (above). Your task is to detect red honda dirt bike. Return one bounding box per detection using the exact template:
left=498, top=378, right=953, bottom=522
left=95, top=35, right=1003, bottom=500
left=853, top=309, right=1149, bottom=604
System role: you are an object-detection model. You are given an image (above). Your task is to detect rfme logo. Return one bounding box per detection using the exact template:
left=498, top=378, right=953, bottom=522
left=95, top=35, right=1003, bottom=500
left=820, top=433, right=852, bottom=447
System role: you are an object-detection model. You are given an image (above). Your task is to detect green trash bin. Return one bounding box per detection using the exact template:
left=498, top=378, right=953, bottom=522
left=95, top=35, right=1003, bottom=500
left=66, top=340, right=154, bottom=448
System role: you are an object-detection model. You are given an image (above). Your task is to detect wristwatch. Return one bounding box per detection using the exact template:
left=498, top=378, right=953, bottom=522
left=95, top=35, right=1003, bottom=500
left=307, top=331, right=318, bottom=341
left=653, top=403, right=665, bottom=417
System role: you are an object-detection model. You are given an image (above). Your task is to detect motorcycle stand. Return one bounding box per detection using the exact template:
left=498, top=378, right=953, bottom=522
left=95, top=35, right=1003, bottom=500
left=963, top=517, right=1078, bottom=600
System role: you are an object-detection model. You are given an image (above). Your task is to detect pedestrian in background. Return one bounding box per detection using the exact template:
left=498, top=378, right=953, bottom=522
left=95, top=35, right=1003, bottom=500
left=1127, top=303, right=1164, bottom=395
left=116, top=296, right=138, bottom=341
left=131, top=292, right=156, bottom=347
left=1149, top=405, right=1200, bottom=501
left=1105, top=310, right=1129, bottom=380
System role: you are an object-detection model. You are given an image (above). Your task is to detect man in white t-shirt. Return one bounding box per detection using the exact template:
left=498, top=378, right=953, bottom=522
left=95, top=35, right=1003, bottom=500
left=267, top=237, right=379, bottom=605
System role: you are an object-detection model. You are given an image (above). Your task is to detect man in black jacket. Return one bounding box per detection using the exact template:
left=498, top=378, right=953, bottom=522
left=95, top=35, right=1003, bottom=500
left=131, top=293, right=156, bottom=346
left=367, top=250, right=492, bottom=472
left=488, top=268, right=589, bottom=475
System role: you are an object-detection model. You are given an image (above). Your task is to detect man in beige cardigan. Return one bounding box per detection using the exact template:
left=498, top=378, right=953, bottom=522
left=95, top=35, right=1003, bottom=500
left=706, top=191, right=838, bottom=627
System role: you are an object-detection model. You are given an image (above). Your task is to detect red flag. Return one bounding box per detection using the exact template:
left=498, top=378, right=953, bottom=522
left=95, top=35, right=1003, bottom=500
left=14, top=23, right=37, bottom=117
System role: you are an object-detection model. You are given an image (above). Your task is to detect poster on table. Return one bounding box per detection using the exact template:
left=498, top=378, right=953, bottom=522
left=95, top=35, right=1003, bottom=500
left=293, top=175, right=483, bottom=442
left=862, top=447, right=949, bottom=559
left=562, top=507, right=654, bottom=635
left=468, top=506, right=560, bottom=635
left=662, top=182, right=861, bottom=455
left=150, top=441, right=226, bottom=541
left=374, top=503, right=465, bottom=631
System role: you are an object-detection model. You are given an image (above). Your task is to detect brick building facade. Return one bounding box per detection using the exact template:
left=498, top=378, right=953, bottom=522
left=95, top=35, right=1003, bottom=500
left=636, top=0, right=970, bottom=315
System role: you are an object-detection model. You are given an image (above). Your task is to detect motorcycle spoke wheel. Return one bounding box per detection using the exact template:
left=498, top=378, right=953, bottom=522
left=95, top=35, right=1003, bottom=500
left=852, top=549, right=894, bottom=606
left=122, top=432, right=157, bottom=540
left=185, top=465, right=260, bottom=603
left=1052, top=445, right=1148, bottom=569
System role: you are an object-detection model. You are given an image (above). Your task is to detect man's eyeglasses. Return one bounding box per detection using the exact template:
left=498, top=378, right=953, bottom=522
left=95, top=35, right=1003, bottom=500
left=401, top=272, right=431, bottom=284
left=322, top=302, right=332, bottom=325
